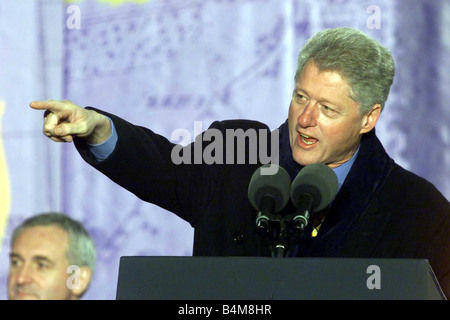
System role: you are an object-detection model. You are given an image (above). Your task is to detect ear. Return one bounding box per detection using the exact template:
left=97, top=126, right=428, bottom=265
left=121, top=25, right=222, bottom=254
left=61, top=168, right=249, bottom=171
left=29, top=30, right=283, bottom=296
left=359, top=104, right=381, bottom=134
left=70, top=266, right=92, bottom=299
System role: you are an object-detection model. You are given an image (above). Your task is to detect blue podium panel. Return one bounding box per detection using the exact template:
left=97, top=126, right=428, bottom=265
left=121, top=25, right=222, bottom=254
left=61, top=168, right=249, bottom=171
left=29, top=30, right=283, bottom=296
left=116, top=256, right=446, bottom=300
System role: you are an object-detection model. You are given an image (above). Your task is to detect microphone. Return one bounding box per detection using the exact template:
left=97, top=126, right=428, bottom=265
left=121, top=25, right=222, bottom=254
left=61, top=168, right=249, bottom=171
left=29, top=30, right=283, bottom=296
left=248, top=164, right=291, bottom=235
left=290, top=163, right=338, bottom=232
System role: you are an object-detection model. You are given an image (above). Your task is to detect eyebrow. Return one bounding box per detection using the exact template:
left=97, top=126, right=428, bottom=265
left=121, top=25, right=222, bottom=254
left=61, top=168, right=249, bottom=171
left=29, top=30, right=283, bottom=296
left=294, top=87, right=341, bottom=107
left=10, top=252, right=55, bottom=265
left=9, top=253, right=22, bottom=260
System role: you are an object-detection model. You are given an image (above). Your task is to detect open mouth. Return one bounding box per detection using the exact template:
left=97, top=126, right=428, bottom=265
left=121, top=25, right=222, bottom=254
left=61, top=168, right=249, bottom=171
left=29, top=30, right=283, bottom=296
left=299, top=133, right=318, bottom=145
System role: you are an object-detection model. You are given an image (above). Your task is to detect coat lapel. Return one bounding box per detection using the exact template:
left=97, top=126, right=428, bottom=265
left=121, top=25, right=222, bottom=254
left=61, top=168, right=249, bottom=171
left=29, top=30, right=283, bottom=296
left=318, top=129, right=395, bottom=256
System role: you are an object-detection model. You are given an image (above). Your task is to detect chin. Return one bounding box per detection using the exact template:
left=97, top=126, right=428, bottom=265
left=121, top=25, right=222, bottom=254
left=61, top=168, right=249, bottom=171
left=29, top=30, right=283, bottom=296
left=291, top=149, right=319, bottom=166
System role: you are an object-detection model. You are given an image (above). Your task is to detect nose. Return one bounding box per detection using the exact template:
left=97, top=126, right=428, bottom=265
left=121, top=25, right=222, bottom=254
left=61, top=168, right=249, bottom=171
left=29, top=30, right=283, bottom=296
left=14, top=264, right=33, bottom=285
left=298, top=102, right=318, bottom=128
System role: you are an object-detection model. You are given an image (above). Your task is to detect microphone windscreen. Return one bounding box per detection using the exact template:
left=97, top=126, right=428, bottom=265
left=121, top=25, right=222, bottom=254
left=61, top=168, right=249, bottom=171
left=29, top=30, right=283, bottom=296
left=248, top=164, right=291, bottom=213
left=290, top=163, right=338, bottom=212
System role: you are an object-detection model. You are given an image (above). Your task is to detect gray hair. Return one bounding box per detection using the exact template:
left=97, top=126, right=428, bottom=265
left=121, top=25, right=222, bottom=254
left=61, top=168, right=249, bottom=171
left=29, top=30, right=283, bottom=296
left=295, top=27, right=395, bottom=114
left=11, top=212, right=96, bottom=272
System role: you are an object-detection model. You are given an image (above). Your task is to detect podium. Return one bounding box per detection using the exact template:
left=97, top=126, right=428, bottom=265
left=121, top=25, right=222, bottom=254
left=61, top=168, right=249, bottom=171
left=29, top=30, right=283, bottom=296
left=116, top=256, right=446, bottom=300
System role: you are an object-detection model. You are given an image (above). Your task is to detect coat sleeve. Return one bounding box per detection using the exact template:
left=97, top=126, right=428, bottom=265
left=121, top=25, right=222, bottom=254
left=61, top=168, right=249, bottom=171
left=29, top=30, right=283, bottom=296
left=73, top=107, right=271, bottom=228
left=73, top=107, right=209, bottom=225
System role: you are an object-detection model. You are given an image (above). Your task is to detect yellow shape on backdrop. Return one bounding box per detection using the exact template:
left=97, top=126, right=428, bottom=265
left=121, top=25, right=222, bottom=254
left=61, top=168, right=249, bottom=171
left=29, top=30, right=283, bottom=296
left=0, top=101, right=11, bottom=250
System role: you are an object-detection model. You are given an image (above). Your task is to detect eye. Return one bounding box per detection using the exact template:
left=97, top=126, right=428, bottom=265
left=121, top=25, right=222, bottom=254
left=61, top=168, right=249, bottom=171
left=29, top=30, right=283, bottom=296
left=9, top=257, right=20, bottom=268
left=294, top=92, right=307, bottom=102
left=37, top=262, right=50, bottom=270
left=34, top=258, right=53, bottom=271
left=321, top=104, right=340, bottom=118
left=322, top=104, right=337, bottom=113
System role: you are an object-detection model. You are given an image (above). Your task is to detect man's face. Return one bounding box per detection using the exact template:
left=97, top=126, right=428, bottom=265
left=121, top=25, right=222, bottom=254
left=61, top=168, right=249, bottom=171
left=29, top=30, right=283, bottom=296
left=288, top=61, right=379, bottom=168
left=8, top=225, right=76, bottom=300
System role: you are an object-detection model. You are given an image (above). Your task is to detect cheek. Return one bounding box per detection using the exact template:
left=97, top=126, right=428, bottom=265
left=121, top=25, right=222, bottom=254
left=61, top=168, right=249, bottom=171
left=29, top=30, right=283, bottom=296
left=288, top=100, right=303, bottom=122
left=323, top=121, right=360, bottom=148
left=43, top=274, right=72, bottom=299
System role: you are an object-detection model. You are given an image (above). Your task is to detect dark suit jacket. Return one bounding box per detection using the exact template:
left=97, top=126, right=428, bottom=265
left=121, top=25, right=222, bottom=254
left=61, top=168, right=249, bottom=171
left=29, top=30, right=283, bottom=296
left=74, top=108, right=450, bottom=297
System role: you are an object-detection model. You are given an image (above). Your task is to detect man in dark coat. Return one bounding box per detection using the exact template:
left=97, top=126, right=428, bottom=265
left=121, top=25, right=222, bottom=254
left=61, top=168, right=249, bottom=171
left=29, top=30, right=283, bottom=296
left=30, top=28, right=450, bottom=297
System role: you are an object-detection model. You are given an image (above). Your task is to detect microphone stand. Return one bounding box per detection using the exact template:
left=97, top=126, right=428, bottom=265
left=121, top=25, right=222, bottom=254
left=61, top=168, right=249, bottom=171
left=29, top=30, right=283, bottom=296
left=274, top=219, right=287, bottom=258
left=256, top=211, right=308, bottom=258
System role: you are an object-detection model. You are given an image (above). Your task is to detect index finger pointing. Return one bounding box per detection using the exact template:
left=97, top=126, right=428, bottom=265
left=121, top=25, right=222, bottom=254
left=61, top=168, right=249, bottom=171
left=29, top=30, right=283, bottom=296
left=29, top=100, right=62, bottom=112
